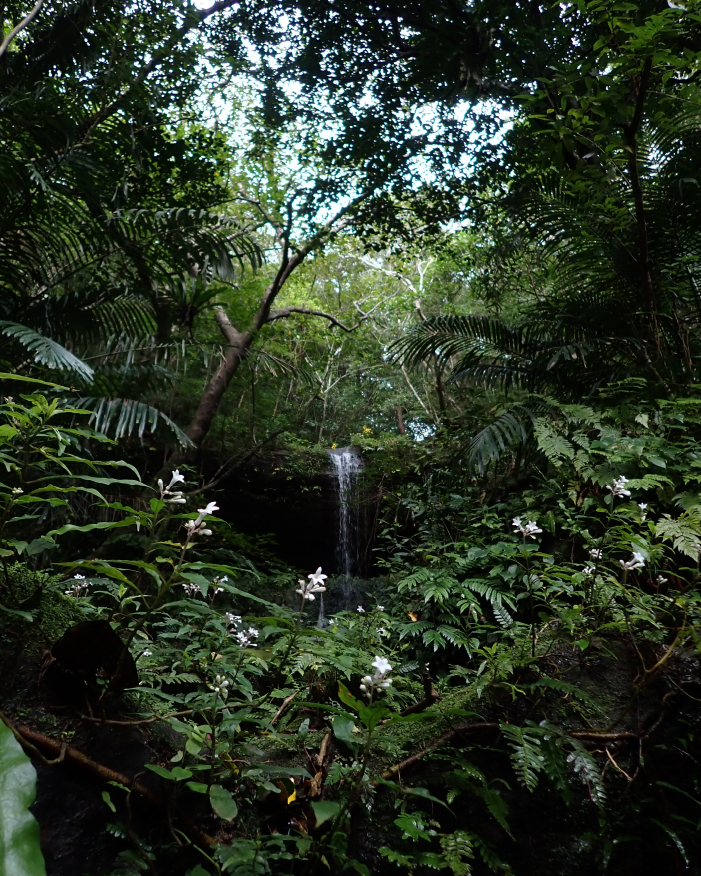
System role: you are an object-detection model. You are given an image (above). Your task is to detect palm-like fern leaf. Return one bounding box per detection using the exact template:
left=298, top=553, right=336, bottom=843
left=0, top=321, right=94, bottom=381
left=72, top=396, right=191, bottom=445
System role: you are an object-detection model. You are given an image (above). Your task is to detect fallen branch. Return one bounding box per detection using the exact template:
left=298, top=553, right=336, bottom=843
left=381, top=697, right=674, bottom=780
left=271, top=690, right=301, bottom=726
left=381, top=722, right=500, bottom=780
left=81, top=708, right=204, bottom=727
left=11, top=722, right=215, bottom=847
left=400, top=671, right=441, bottom=717
left=310, top=730, right=333, bottom=798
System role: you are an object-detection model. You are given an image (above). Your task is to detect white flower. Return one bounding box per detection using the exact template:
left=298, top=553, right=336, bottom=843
left=357, top=606, right=365, bottom=613
left=377, top=605, right=385, bottom=611
left=361, top=656, right=393, bottom=699
left=234, top=627, right=259, bottom=647
left=308, top=567, right=327, bottom=587
left=589, top=548, right=603, bottom=560
left=167, top=470, right=185, bottom=490
left=657, top=575, right=668, bottom=585
left=64, top=580, right=88, bottom=597
left=74, top=573, right=86, bottom=580
left=619, top=551, right=645, bottom=571
left=211, top=674, right=230, bottom=697
left=185, top=502, right=220, bottom=539
left=142, top=649, right=152, bottom=658
left=638, top=503, right=648, bottom=511
left=372, top=656, right=392, bottom=676
left=377, top=627, right=387, bottom=635
left=159, top=470, right=187, bottom=501
left=513, top=518, right=543, bottom=539
left=11, top=487, right=23, bottom=495
left=297, top=574, right=326, bottom=601
left=182, top=581, right=200, bottom=597
left=607, top=476, right=631, bottom=498
left=582, top=566, right=595, bottom=576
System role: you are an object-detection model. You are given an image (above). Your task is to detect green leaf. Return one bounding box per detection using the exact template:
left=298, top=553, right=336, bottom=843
left=332, top=713, right=359, bottom=750
left=0, top=604, right=33, bottom=622
left=210, top=784, right=238, bottom=821
left=310, top=801, right=340, bottom=828
left=144, top=764, right=192, bottom=781
left=101, top=790, right=116, bottom=813
left=337, top=681, right=363, bottom=713
left=0, top=719, right=47, bottom=875
left=26, top=537, right=56, bottom=557
left=0, top=372, right=69, bottom=390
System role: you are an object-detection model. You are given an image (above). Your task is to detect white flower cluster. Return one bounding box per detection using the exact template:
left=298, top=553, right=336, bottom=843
left=185, top=502, right=219, bottom=538
left=211, top=575, right=228, bottom=596
left=589, top=548, right=603, bottom=560
left=182, top=581, right=200, bottom=597
left=619, top=551, right=645, bottom=571
left=512, top=517, right=543, bottom=539
left=234, top=628, right=259, bottom=647
left=582, top=566, right=595, bottom=576
left=64, top=573, right=88, bottom=597
left=296, top=567, right=327, bottom=601
left=359, top=655, right=393, bottom=699
left=607, top=475, right=631, bottom=498
left=158, top=470, right=186, bottom=504
left=210, top=674, right=230, bottom=698
left=224, top=611, right=258, bottom=647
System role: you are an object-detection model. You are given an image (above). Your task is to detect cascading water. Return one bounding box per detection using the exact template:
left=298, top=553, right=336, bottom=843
left=327, top=447, right=363, bottom=609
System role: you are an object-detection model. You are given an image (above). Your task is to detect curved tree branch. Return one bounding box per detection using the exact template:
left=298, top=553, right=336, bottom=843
left=0, top=0, right=44, bottom=60
left=265, top=305, right=369, bottom=332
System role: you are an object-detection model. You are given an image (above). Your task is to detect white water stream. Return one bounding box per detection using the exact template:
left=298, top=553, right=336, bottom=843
left=327, top=447, right=363, bottom=613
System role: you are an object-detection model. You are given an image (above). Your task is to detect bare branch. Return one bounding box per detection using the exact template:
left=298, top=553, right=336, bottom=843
left=265, top=305, right=369, bottom=332
left=0, top=0, right=44, bottom=60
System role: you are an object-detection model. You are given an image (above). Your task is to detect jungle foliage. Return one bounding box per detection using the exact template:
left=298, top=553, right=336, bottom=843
left=2, top=1, right=701, bottom=875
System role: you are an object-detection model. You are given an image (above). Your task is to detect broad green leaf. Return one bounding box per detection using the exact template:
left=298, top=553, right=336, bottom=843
left=332, top=713, right=359, bottom=751
left=337, top=681, right=363, bottom=713
left=210, top=784, right=238, bottom=821
left=0, top=720, right=47, bottom=875
left=310, top=800, right=340, bottom=828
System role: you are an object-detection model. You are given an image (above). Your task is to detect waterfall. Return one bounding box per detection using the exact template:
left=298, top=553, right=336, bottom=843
left=327, top=447, right=363, bottom=607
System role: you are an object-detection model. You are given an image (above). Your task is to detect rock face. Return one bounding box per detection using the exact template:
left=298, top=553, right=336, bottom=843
left=214, top=447, right=375, bottom=576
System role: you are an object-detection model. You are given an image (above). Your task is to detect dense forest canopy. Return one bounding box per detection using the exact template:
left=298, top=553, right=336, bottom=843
left=2, top=2, right=701, bottom=875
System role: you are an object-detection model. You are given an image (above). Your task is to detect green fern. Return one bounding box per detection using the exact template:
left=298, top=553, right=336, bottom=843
left=500, top=724, right=546, bottom=792
left=655, top=512, right=701, bottom=559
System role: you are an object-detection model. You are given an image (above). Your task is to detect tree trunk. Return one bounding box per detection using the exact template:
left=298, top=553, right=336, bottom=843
left=185, top=307, right=250, bottom=447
